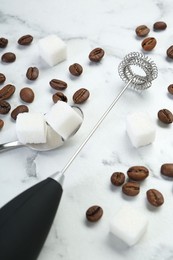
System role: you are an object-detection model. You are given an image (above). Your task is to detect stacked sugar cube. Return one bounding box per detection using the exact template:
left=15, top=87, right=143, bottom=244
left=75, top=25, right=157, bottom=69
left=16, top=101, right=83, bottom=144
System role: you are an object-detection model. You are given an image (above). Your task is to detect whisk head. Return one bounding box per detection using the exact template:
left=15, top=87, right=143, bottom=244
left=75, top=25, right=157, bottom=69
left=118, top=52, right=158, bottom=90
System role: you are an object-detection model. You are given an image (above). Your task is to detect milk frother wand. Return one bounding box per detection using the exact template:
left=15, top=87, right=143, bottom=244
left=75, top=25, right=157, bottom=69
left=0, top=52, right=158, bottom=260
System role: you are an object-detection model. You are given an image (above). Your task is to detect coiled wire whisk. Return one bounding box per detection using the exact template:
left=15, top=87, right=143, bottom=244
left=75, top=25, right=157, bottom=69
left=118, top=52, right=158, bottom=90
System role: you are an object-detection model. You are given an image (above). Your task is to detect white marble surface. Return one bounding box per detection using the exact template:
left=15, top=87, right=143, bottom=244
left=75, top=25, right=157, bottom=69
left=0, top=0, right=173, bottom=259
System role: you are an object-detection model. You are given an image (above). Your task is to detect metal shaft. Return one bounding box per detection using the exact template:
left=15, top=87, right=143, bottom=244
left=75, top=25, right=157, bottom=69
left=60, top=78, right=133, bottom=176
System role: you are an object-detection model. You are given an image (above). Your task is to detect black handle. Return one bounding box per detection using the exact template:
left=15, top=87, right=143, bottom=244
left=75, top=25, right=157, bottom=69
left=0, top=177, right=63, bottom=260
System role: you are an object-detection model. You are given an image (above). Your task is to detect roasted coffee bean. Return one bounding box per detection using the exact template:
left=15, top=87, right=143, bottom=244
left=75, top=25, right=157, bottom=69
left=166, top=45, right=173, bottom=59
left=11, top=105, right=29, bottom=120
left=52, top=92, right=68, bottom=103
left=168, top=84, right=173, bottom=95
left=153, top=21, right=167, bottom=31
left=127, top=166, right=149, bottom=181
left=111, top=172, right=125, bottom=186
left=89, top=47, right=105, bottom=62
left=0, top=84, right=15, bottom=100
left=69, top=63, right=83, bottom=76
left=161, top=163, right=173, bottom=178
left=73, top=88, right=90, bottom=104
left=141, top=37, right=157, bottom=51
left=1, top=52, right=16, bottom=63
left=158, top=109, right=173, bottom=124
left=0, top=119, right=4, bottom=129
left=0, top=73, right=6, bottom=84
left=122, top=182, right=140, bottom=196
left=18, top=34, right=33, bottom=45
left=0, top=37, right=8, bottom=48
left=0, top=100, right=11, bottom=114
left=49, top=79, right=67, bottom=90
left=146, top=189, right=164, bottom=207
left=20, top=87, right=34, bottom=103
left=86, top=205, right=103, bottom=222
left=26, top=67, right=39, bottom=80
left=135, top=25, right=150, bottom=37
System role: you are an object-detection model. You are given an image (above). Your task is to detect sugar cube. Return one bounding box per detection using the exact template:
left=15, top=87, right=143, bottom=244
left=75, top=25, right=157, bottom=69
left=38, top=34, right=67, bottom=66
left=126, top=112, right=156, bottom=148
left=16, top=113, right=47, bottom=144
left=45, top=101, right=83, bottom=140
left=110, top=205, right=148, bottom=246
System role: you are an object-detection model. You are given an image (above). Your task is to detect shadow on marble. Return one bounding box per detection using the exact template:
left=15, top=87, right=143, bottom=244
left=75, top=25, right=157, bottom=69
left=109, top=183, right=123, bottom=193
left=121, top=192, right=139, bottom=202
left=167, top=92, right=173, bottom=99
left=83, top=218, right=102, bottom=228
left=160, top=174, right=173, bottom=182
left=165, top=56, right=173, bottom=63
left=68, top=73, right=83, bottom=81
left=144, top=198, right=163, bottom=212
left=17, top=45, right=31, bottom=51
left=156, top=118, right=173, bottom=128
left=134, top=35, right=144, bottom=41
left=88, top=60, right=104, bottom=67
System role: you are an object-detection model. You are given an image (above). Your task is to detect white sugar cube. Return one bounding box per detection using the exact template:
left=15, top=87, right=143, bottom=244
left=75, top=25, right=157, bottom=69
left=126, top=112, right=156, bottom=148
left=38, top=34, right=67, bottom=66
left=45, top=101, right=83, bottom=140
left=16, top=113, right=47, bottom=144
left=110, top=205, right=148, bottom=246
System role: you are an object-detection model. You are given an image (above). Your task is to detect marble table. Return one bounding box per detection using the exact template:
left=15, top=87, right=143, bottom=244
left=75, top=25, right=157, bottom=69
left=0, top=0, right=173, bottom=259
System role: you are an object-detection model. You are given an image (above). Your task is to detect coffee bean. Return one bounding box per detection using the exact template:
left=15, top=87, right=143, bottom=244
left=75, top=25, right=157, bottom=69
left=141, top=37, right=157, bottom=51
left=135, top=25, right=150, bottom=37
left=11, top=105, right=29, bottom=120
left=146, top=189, right=164, bottom=207
left=26, top=67, right=39, bottom=80
left=52, top=92, right=68, bottom=103
left=20, top=87, right=34, bottom=103
left=0, top=100, right=11, bottom=114
left=0, top=73, right=6, bottom=84
left=0, top=37, right=8, bottom=48
left=69, top=63, right=83, bottom=76
left=49, top=79, right=67, bottom=90
left=18, top=34, right=33, bottom=45
left=168, top=84, right=173, bottom=95
left=127, top=166, right=149, bottom=181
left=111, top=172, right=125, bottom=186
left=158, top=109, right=173, bottom=124
left=1, top=52, right=16, bottom=63
left=122, top=182, right=140, bottom=196
left=73, top=88, right=90, bottom=104
left=166, top=45, right=173, bottom=59
left=86, top=205, right=103, bottom=222
left=161, top=163, right=173, bottom=178
left=0, top=119, right=4, bottom=129
left=153, top=21, right=167, bottom=31
left=89, top=47, right=105, bottom=62
left=0, top=84, right=15, bottom=100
